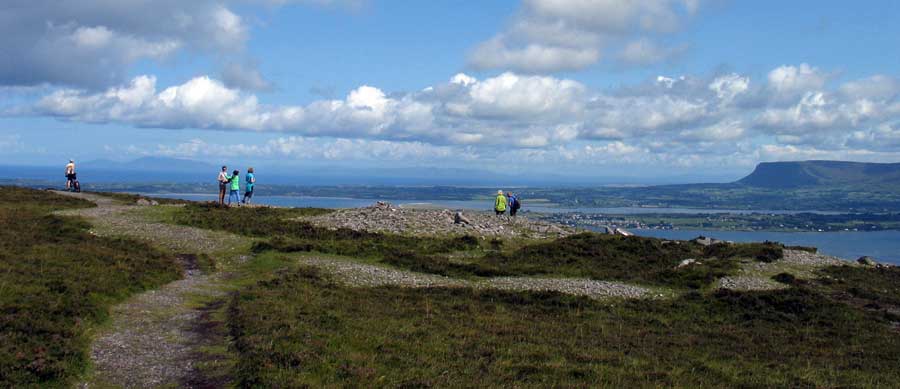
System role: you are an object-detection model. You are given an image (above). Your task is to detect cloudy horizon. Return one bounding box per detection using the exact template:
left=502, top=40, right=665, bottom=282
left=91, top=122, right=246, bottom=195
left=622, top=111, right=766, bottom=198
left=2, top=1, right=899, bottom=181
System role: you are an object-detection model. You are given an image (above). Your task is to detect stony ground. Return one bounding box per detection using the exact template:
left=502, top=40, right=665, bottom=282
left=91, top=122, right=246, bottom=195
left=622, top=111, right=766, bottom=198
left=299, top=257, right=655, bottom=299
left=53, top=192, right=248, bottom=388
left=303, top=201, right=574, bottom=239
left=716, top=249, right=852, bottom=291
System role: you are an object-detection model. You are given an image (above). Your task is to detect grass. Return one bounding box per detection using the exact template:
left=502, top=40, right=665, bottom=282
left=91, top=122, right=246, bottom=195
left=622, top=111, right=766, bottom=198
left=88, top=191, right=192, bottom=205
left=819, top=265, right=900, bottom=309
left=173, top=203, right=480, bottom=259
left=0, top=187, right=181, bottom=387
left=171, top=205, right=783, bottom=288
left=228, top=266, right=900, bottom=388
left=0, top=186, right=96, bottom=212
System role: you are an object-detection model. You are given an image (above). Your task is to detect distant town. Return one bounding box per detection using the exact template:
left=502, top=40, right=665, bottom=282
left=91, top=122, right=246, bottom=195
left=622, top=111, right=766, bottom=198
left=537, top=212, right=900, bottom=232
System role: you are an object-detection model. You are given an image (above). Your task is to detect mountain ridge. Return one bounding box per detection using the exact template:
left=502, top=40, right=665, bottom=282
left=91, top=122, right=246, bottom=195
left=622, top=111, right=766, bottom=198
left=737, top=160, right=900, bottom=189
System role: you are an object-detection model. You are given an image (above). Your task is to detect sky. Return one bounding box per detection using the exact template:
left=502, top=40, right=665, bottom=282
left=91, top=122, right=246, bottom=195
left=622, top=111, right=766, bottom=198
left=1, top=0, right=899, bottom=182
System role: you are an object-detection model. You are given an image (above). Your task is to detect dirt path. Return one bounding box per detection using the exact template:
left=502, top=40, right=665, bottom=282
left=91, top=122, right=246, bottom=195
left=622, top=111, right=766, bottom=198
left=53, top=192, right=247, bottom=388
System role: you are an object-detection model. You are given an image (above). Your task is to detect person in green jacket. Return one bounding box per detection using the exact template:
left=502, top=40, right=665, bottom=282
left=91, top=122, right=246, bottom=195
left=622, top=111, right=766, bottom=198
left=227, top=169, right=241, bottom=207
left=494, top=190, right=507, bottom=216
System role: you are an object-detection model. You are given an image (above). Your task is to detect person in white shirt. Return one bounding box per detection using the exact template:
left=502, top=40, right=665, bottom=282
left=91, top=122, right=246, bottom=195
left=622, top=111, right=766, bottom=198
left=217, top=165, right=229, bottom=206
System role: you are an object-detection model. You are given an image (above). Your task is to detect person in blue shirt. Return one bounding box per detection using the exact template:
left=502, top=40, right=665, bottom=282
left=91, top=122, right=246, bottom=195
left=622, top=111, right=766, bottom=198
left=242, top=167, right=256, bottom=204
left=507, top=192, right=520, bottom=218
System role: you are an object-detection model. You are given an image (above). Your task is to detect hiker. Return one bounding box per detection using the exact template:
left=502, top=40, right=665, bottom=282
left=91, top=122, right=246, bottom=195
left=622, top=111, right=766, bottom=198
left=507, top=192, right=521, bottom=218
left=242, top=167, right=255, bottom=204
left=217, top=166, right=229, bottom=206
left=494, top=190, right=507, bottom=217
left=227, top=169, right=241, bottom=206
left=64, top=159, right=76, bottom=191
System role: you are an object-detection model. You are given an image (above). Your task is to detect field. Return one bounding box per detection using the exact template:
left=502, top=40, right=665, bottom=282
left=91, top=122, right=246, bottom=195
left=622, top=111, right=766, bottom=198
left=3, top=187, right=900, bottom=387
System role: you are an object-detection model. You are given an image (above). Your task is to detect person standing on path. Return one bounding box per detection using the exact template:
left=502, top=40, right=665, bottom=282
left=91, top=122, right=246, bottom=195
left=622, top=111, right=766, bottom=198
left=227, top=169, right=241, bottom=206
left=242, top=167, right=255, bottom=204
left=65, top=159, right=76, bottom=191
left=507, top=192, right=520, bottom=219
left=494, top=190, right=507, bottom=217
left=217, top=166, right=229, bottom=206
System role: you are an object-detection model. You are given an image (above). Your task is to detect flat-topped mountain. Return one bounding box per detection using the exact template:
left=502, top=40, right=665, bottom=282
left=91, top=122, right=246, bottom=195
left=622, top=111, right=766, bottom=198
left=737, top=160, right=900, bottom=189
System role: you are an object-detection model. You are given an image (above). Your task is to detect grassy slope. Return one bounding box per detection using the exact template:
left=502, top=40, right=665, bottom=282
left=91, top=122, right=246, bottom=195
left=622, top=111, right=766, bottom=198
left=0, top=187, right=182, bottom=387
left=172, top=203, right=899, bottom=386
left=172, top=204, right=784, bottom=289
left=229, top=267, right=900, bottom=388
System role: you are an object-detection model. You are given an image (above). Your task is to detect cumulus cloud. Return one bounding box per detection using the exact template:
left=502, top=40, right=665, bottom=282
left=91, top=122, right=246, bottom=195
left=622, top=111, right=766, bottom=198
left=767, top=63, right=829, bottom=101
left=127, top=136, right=471, bottom=163
left=0, top=1, right=251, bottom=88
left=468, top=0, right=701, bottom=72
left=25, top=63, right=900, bottom=166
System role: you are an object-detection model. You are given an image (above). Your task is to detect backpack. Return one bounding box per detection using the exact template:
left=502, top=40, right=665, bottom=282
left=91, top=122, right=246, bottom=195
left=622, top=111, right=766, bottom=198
left=512, top=197, right=521, bottom=210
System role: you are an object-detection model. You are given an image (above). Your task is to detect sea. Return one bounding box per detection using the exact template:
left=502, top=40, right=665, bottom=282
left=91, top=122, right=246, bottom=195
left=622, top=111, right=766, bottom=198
left=147, top=193, right=900, bottom=264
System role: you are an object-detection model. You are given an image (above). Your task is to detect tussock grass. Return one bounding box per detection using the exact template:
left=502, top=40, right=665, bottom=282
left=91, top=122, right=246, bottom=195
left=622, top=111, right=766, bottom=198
left=0, top=187, right=181, bottom=387
left=228, top=267, right=900, bottom=388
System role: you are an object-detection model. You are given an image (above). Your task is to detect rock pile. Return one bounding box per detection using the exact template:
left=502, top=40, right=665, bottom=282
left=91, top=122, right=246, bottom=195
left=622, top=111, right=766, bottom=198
left=304, top=202, right=574, bottom=239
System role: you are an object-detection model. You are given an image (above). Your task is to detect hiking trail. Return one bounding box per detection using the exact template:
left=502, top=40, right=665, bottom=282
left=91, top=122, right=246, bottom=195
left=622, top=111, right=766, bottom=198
left=54, top=192, right=246, bottom=388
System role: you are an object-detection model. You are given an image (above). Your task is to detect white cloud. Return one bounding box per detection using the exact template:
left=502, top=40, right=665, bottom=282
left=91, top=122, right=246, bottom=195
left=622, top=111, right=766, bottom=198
left=24, top=64, right=900, bottom=163
left=767, top=63, right=828, bottom=99
left=708, top=74, right=749, bottom=103
left=839, top=75, right=900, bottom=101
left=468, top=0, right=701, bottom=72
left=469, top=39, right=600, bottom=73
left=0, top=1, right=250, bottom=88
left=679, top=120, right=745, bottom=141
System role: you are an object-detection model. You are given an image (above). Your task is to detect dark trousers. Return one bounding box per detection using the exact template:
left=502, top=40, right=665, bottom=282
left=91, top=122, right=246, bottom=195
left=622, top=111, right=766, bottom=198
left=218, top=183, right=227, bottom=205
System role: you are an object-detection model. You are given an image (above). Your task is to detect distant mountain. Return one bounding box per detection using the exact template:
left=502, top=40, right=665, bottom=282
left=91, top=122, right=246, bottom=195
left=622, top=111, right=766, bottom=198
left=737, top=160, right=900, bottom=189
left=81, top=157, right=216, bottom=172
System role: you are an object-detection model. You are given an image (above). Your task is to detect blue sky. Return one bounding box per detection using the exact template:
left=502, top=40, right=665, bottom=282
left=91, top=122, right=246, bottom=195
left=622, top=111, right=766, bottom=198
left=1, top=0, right=899, bottom=181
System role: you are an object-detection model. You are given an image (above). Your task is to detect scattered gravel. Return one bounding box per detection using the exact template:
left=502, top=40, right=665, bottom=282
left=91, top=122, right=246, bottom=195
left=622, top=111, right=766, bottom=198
left=299, top=257, right=467, bottom=288
left=304, top=201, right=574, bottom=239
left=86, top=261, right=223, bottom=388
left=53, top=192, right=244, bottom=388
left=299, top=257, right=652, bottom=300
left=782, top=249, right=849, bottom=267
left=716, top=250, right=854, bottom=292
left=717, top=276, right=786, bottom=291
left=482, top=277, right=651, bottom=299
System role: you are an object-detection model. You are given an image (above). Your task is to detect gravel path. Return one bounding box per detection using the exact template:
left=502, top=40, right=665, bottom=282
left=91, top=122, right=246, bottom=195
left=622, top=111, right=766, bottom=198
left=299, top=257, right=653, bottom=300
left=52, top=192, right=246, bottom=388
